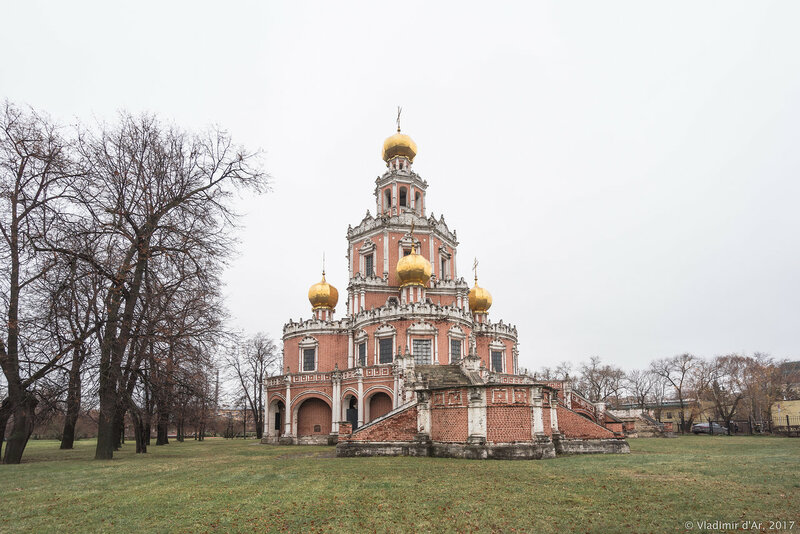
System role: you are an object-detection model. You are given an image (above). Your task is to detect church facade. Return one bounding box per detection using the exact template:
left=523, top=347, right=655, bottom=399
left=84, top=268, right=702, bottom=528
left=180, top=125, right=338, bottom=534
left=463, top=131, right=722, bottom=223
left=263, top=126, right=628, bottom=458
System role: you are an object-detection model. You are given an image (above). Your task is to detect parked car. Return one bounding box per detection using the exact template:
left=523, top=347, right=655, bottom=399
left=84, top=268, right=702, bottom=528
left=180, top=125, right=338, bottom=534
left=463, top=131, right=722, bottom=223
left=691, top=422, right=728, bottom=434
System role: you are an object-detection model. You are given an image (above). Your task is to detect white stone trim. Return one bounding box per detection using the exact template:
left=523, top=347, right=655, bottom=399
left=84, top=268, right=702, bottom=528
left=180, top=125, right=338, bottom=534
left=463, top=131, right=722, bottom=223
left=298, top=336, right=318, bottom=372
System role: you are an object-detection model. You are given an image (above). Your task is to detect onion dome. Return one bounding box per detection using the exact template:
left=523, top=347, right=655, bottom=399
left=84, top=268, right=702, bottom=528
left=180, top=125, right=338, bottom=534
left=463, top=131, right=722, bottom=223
left=382, top=129, right=417, bottom=163
left=308, top=272, right=338, bottom=310
left=396, top=244, right=431, bottom=288
left=468, top=277, right=492, bottom=315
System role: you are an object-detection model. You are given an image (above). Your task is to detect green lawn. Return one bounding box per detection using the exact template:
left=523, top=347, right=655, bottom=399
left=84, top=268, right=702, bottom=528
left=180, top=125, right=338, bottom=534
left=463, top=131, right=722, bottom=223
left=0, top=436, right=798, bottom=533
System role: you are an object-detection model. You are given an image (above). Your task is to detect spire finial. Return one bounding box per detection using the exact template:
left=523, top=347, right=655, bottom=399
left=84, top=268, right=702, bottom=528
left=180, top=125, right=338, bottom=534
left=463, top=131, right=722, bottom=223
left=396, top=106, right=402, bottom=132
left=410, top=221, right=416, bottom=253
left=322, top=252, right=326, bottom=280
left=473, top=257, right=479, bottom=284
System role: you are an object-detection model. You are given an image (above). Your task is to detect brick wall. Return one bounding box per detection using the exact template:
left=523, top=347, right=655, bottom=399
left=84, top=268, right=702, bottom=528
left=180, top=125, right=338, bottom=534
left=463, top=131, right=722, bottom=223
left=542, top=407, right=552, bottom=435
left=487, top=405, right=531, bottom=442
left=556, top=405, right=615, bottom=439
left=283, top=333, right=349, bottom=373
left=345, top=405, right=418, bottom=442
left=297, top=398, right=332, bottom=436
left=369, top=392, right=393, bottom=421
left=431, top=406, right=468, bottom=442
left=606, top=422, right=623, bottom=434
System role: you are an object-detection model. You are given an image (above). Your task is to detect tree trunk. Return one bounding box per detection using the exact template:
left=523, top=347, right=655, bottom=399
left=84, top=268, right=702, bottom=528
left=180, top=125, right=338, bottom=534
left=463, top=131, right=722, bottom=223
left=95, top=244, right=148, bottom=460
left=3, top=394, right=37, bottom=464
left=0, top=399, right=11, bottom=461
left=156, top=405, right=169, bottom=445
left=60, top=349, right=83, bottom=450
left=131, top=413, right=147, bottom=454
left=113, top=403, right=126, bottom=450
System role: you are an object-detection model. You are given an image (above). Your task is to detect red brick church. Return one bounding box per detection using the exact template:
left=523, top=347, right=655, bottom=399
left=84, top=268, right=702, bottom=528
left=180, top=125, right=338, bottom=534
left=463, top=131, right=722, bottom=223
left=262, top=123, right=628, bottom=459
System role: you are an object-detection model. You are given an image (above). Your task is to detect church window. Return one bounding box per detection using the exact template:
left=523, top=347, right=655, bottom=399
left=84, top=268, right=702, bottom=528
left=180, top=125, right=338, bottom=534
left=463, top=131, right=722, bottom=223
left=403, top=248, right=411, bottom=257
left=399, top=187, right=407, bottom=207
left=414, top=191, right=421, bottom=214
left=303, top=348, right=316, bottom=372
left=379, top=338, right=393, bottom=364
left=358, top=342, right=367, bottom=366
left=384, top=189, right=392, bottom=212
left=441, top=258, right=447, bottom=280
left=450, top=339, right=461, bottom=362
left=413, top=339, right=431, bottom=365
left=491, top=350, right=503, bottom=372
left=365, top=254, right=374, bottom=276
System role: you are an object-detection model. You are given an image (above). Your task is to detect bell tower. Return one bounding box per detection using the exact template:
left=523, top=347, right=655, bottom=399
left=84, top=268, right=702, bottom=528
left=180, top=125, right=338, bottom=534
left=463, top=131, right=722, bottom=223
left=376, top=109, right=427, bottom=217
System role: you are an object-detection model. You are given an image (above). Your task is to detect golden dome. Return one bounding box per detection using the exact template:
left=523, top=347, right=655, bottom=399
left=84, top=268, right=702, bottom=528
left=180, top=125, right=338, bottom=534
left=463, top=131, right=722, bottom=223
left=382, top=130, right=417, bottom=163
left=308, top=273, right=338, bottom=310
left=396, top=244, right=431, bottom=288
left=468, top=278, right=492, bottom=314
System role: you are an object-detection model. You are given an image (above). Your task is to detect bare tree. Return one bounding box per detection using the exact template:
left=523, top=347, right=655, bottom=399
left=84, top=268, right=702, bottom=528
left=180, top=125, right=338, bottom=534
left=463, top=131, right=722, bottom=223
left=48, top=113, right=267, bottom=460
left=577, top=356, right=625, bottom=404
left=650, top=353, right=697, bottom=432
left=227, top=333, right=279, bottom=440
left=625, top=369, right=654, bottom=411
left=0, top=103, right=85, bottom=463
left=696, top=355, right=748, bottom=426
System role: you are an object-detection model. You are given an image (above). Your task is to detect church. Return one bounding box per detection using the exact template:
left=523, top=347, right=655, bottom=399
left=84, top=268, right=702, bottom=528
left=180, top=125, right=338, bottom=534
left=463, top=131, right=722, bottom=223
left=262, top=123, right=628, bottom=459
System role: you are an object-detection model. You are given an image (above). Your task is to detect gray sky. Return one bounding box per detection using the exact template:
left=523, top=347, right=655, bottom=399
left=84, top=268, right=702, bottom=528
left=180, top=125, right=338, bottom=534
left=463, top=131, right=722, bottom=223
left=3, top=1, right=799, bottom=371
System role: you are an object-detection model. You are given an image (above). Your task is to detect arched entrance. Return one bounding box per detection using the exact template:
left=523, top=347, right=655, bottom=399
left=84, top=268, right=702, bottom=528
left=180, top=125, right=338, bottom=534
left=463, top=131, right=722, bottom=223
left=342, top=394, right=359, bottom=430
left=367, top=392, right=392, bottom=423
left=267, top=399, right=285, bottom=438
left=296, top=397, right=332, bottom=437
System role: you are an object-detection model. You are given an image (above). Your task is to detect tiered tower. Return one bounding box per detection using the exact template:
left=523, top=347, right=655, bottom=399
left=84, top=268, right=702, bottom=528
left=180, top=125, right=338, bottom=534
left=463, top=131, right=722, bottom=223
left=263, top=123, right=520, bottom=444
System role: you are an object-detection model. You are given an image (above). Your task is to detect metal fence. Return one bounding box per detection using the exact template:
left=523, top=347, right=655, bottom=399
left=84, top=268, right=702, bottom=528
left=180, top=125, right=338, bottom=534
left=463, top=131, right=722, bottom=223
left=694, top=416, right=800, bottom=437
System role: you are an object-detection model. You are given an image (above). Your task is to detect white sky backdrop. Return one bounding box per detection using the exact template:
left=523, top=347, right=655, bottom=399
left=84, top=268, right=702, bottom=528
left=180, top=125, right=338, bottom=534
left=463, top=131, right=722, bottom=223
left=2, top=1, right=799, bottom=371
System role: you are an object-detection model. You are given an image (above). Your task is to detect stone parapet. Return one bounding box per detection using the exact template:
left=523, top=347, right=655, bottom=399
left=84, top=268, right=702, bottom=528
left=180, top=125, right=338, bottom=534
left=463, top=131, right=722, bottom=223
left=473, top=320, right=518, bottom=339
left=350, top=301, right=473, bottom=329
left=283, top=317, right=351, bottom=337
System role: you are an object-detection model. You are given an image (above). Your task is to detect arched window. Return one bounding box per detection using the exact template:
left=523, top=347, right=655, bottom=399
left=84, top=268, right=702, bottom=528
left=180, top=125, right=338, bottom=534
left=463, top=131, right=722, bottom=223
left=298, top=337, right=318, bottom=372
left=384, top=189, right=392, bottom=213
left=414, top=191, right=421, bottom=214
left=399, top=187, right=407, bottom=207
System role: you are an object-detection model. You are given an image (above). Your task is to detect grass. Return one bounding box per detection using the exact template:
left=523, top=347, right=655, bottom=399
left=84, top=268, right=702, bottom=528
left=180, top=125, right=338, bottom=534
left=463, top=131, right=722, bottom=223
left=0, top=436, right=798, bottom=533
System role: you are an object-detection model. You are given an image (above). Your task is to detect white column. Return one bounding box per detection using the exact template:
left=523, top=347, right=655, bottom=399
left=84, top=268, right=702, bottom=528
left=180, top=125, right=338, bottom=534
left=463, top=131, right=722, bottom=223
left=550, top=394, right=559, bottom=432
left=532, top=387, right=544, bottom=436
left=392, top=372, right=399, bottom=408
left=467, top=387, right=487, bottom=441
left=357, top=371, right=364, bottom=426
left=347, top=333, right=353, bottom=368
left=331, top=378, right=340, bottom=433
left=428, top=235, right=434, bottom=278
left=416, top=392, right=431, bottom=435
left=284, top=378, right=292, bottom=436
left=383, top=230, right=389, bottom=277
left=433, top=332, right=439, bottom=364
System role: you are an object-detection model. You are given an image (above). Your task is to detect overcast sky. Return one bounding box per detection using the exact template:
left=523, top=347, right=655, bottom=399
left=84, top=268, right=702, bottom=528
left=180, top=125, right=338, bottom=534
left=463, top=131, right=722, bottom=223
left=3, top=1, right=798, bottom=371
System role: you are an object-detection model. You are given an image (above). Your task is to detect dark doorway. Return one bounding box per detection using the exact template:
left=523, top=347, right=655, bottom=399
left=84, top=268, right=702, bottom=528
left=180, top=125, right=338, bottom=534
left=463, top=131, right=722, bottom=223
left=346, top=396, right=359, bottom=430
